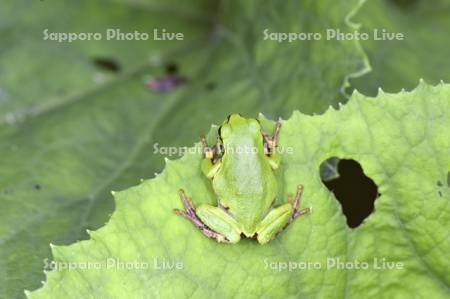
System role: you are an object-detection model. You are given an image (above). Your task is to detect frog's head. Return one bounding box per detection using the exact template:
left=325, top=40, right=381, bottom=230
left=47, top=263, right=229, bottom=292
left=219, top=114, right=261, bottom=142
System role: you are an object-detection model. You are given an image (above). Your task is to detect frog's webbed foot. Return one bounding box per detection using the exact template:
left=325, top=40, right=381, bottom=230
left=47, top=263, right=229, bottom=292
left=173, top=189, right=229, bottom=243
left=277, top=184, right=311, bottom=236
left=261, top=120, right=281, bottom=156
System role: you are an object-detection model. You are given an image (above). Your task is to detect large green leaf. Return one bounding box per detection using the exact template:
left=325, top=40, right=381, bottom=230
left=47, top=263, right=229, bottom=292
left=351, top=0, right=450, bottom=95
left=29, top=82, right=450, bottom=298
left=0, top=0, right=368, bottom=298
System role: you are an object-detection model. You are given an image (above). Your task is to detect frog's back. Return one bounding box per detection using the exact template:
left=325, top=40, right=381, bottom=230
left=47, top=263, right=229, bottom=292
left=212, top=134, right=277, bottom=236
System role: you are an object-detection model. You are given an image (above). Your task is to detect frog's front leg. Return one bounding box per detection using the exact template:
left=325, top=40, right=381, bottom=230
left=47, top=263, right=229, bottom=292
left=201, top=136, right=222, bottom=178
left=174, top=189, right=241, bottom=243
left=200, top=135, right=216, bottom=160
left=261, top=121, right=281, bottom=170
left=261, top=120, right=281, bottom=154
left=256, top=185, right=311, bottom=244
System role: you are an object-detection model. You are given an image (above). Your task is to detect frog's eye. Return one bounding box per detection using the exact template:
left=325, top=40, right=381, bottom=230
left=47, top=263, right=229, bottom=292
left=219, top=124, right=231, bottom=139
left=248, top=119, right=260, bottom=132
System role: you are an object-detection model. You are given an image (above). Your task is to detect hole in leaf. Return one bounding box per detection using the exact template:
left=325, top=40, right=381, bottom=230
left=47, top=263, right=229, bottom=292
left=321, top=159, right=379, bottom=228
left=92, top=57, right=121, bottom=73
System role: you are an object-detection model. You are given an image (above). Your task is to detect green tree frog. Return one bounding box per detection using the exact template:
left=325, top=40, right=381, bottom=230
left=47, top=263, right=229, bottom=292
left=174, top=114, right=311, bottom=244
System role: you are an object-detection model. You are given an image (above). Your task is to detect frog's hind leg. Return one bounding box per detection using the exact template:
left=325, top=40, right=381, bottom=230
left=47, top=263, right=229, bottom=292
left=174, top=189, right=229, bottom=243
left=256, top=185, right=311, bottom=244
left=196, top=204, right=242, bottom=244
left=256, top=203, right=293, bottom=244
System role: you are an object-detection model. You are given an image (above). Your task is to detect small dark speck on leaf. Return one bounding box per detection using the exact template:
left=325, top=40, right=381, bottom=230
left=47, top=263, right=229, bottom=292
left=34, top=184, right=41, bottom=190
left=205, top=82, right=216, bottom=91
left=437, top=180, right=443, bottom=187
left=93, top=57, right=121, bottom=73
left=390, top=0, right=419, bottom=10
left=165, top=62, right=179, bottom=74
